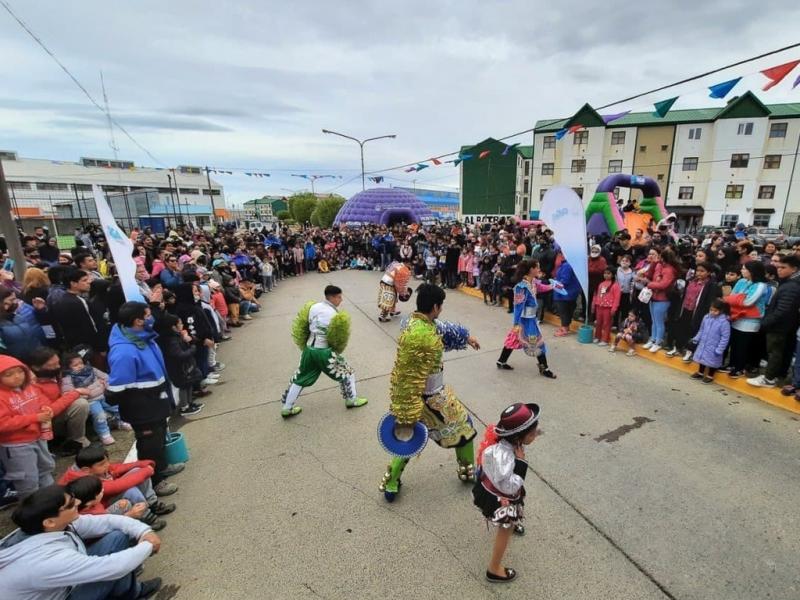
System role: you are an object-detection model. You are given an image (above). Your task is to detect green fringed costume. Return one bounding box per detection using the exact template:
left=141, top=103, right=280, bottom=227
left=379, top=312, right=477, bottom=498
left=281, top=298, right=366, bottom=417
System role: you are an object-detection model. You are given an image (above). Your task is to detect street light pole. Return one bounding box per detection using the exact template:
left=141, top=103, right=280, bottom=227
left=322, top=129, right=396, bottom=191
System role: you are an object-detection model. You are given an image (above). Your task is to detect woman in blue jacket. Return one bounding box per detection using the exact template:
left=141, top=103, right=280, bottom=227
left=553, top=256, right=581, bottom=337
left=0, top=289, right=47, bottom=362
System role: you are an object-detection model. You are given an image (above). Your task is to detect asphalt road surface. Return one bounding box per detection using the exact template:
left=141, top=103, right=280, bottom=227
left=141, top=270, right=800, bottom=600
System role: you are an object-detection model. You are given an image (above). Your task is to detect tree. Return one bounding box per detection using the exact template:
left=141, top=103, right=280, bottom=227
left=288, top=193, right=318, bottom=225
left=276, top=209, right=291, bottom=221
left=310, top=195, right=346, bottom=228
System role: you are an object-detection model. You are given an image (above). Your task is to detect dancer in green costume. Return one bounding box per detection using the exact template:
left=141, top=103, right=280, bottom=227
left=378, top=283, right=481, bottom=501
left=281, top=285, right=368, bottom=418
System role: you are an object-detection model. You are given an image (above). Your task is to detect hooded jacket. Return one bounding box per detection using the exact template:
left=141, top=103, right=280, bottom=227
left=105, top=324, right=171, bottom=425
left=173, top=283, right=214, bottom=342
left=0, top=514, right=152, bottom=600
left=0, top=301, right=47, bottom=362
left=0, top=356, right=80, bottom=446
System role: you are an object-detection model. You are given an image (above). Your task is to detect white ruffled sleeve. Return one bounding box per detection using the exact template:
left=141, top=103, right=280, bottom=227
left=482, top=442, right=525, bottom=496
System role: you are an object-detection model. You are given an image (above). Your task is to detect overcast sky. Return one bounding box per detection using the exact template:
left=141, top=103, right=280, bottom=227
left=1, top=0, right=799, bottom=205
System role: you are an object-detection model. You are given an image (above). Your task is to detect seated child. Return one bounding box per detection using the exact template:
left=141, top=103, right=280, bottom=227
left=59, top=445, right=174, bottom=529
left=61, top=351, right=120, bottom=446
left=0, top=356, right=84, bottom=498
left=610, top=309, right=647, bottom=356
left=64, top=473, right=145, bottom=520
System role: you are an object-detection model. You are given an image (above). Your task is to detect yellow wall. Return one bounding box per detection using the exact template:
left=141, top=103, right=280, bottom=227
left=632, top=126, right=676, bottom=199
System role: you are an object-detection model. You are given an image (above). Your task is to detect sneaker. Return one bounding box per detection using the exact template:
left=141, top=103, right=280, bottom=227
left=747, top=375, right=776, bottom=388
left=345, top=397, right=368, bottom=409
left=100, top=435, right=116, bottom=446
left=378, top=316, right=390, bottom=322
left=390, top=311, right=402, bottom=317
left=153, top=480, right=178, bottom=496
left=702, top=375, right=714, bottom=384
left=160, top=462, right=185, bottom=478
left=642, top=341, right=653, bottom=350
left=608, top=345, right=616, bottom=353
left=0, top=488, right=19, bottom=511
left=141, top=511, right=167, bottom=532
left=728, top=370, right=743, bottom=379
left=192, top=388, right=212, bottom=398
left=690, top=372, right=703, bottom=380
left=281, top=406, right=302, bottom=418
left=718, top=366, right=732, bottom=374
left=148, top=500, right=176, bottom=516
left=781, top=384, right=797, bottom=397
left=665, top=347, right=678, bottom=357
left=201, top=377, right=220, bottom=386
left=681, top=351, right=693, bottom=363
left=213, top=362, right=226, bottom=372
left=136, top=577, right=163, bottom=599
left=593, top=338, right=600, bottom=344
left=597, top=341, right=608, bottom=347
left=626, top=349, right=636, bottom=357
left=242, top=314, right=253, bottom=320
left=179, top=403, right=203, bottom=416
left=648, top=344, right=662, bottom=353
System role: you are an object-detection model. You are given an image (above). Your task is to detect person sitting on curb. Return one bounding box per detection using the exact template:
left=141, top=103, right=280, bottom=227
left=0, top=484, right=162, bottom=599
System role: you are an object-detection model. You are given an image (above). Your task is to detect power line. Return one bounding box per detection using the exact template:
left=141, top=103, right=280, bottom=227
left=0, top=0, right=165, bottom=166
left=365, top=42, right=800, bottom=176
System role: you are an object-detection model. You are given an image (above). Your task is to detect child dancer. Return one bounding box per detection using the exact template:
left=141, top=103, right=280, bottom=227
left=592, top=267, right=621, bottom=346
left=690, top=299, right=731, bottom=384
left=473, top=402, right=541, bottom=583
left=496, top=259, right=556, bottom=378
left=610, top=309, right=647, bottom=356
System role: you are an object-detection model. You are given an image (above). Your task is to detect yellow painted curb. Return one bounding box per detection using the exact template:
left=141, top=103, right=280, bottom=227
left=457, top=285, right=800, bottom=415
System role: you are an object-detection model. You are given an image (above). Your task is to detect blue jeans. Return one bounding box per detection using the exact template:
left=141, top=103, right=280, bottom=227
left=649, top=300, right=670, bottom=344
left=240, top=300, right=257, bottom=315
left=88, top=400, right=111, bottom=437
left=68, top=530, right=140, bottom=600
left=101, top=398, right=120, bottom=420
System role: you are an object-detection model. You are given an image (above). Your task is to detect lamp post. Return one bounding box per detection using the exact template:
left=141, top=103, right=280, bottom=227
left=322, top=129, right=396, bottom=190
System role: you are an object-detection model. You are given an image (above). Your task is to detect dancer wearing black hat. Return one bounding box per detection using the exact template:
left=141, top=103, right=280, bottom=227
left=473, top=402, right=542, bottom=583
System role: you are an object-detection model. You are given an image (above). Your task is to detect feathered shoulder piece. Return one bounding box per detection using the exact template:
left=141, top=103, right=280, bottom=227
left=291, top=300, right=315, bottom=350
left=327, top=311, right=351, bottom=354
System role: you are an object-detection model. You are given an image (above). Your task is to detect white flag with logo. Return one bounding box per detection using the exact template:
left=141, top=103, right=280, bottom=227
left=540, top=186, right=589, bottom=298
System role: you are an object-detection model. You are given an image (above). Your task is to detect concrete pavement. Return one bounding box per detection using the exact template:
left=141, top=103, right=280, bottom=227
left=145, top=270, right=800, bottom=599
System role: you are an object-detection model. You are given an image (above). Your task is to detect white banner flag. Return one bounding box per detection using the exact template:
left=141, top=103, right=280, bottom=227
left=92, top=185, right=145, bottom=303
left=540, top=186, right=589, bottom=299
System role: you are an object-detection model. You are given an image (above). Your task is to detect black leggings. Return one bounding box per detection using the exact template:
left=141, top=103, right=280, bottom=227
left=133, top=419, right=167, bottom=484
left=498, top=347, right=549, bottom=369
left=729, top=329, right=759, bottom=371
left=555, top=300, right=577, bottom=327
left=696, top=365, right=717, bottom=376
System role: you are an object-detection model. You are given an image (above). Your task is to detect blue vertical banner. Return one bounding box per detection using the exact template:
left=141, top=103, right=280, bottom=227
left=92, top=185, right=145, bottom=303
left=540, top=186, right=589, bottom=299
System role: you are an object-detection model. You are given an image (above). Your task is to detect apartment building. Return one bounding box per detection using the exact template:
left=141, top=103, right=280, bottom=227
left=530, top=92, right=800, bottom=231
left=514, top=145, right=533, bottom=217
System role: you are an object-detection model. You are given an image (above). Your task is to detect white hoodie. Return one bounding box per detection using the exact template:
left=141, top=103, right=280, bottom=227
left=0, top=514, right=152, bottom=600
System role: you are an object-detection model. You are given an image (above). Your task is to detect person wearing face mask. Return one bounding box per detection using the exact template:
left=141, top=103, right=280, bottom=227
left=106, top=302, right=183, bottom=493
left=172, top=283, right=217, bottom=387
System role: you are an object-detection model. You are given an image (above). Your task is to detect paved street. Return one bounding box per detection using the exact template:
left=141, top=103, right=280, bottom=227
left=147, top=270, right=800, bottom=600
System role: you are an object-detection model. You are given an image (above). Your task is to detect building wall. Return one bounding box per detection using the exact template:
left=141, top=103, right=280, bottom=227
left=667, top=122, right=714, bottom=210
left=460, top=139, right=517, bottom=216
left=514, top=157, right=532, bottom=216
left=631, top=125, right=675, bottom=199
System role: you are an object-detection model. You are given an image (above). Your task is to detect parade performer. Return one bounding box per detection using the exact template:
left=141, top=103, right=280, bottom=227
left=280, top=285, right=368, bottom=418
left=377, top=283, right=480, bottom=502
left=378, top=260, right=412, bottom=322
left=496, top=259, right=558, bottom=378
left=473, top=402, right=541, bottom=583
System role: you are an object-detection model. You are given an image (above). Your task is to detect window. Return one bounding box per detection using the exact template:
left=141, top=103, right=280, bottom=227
left=543, top=136, right=555, bottom=150
left=0, top=151, right=17, bottom=160
left=37, top=182, right=69, bottom=191
left=156, top=187, right=172, bottom=194
left=688, top=127, right=702, bottom=140
left=661, top=144, right=668, bottom=151
left=737, top=122, right=754, bottom=135
left=180, top=188, right=200, bottom=195
left=541, top=163, right=554, bottom=176
left=764, top=154, right=782, bottom=169
left=758, top=185, right=776, bottom=199
left=524, top=161, right=530, bottom=176
left=725, top=184, right=744, bottom=199
left=657, top=173, right=664, bottom=181
left=769, top=122, right=788, bottom=138
left=639, top=145, right=647, bottom=152
left=730, top=153, right=749, bottom=168
left=572, top=187, right=584, bottom=198
left=539, top=188, right=548, bottom=200
left=682, top=157, right=699, bottom=171
left=611, top=131, right=626, bottom=145
left=571, top=159, right=586, bottom=173
left=608, top=159, right=622, bottom=173
left=678, top=186, right=694, bottom=199
left=73, top=184, right=93, bottom=192
left=753, top=213, right=771, bottom=227
left=523, top=180, right=529, bottom=194
left=179, top=166, right=202, bottom=174
left=720, top=214, right=739, bottom=227
left=202, top=188, right=221, bottom=196
left=7, top=181, right=30, bottom=190
left=573, top=130, right=588, bottom=145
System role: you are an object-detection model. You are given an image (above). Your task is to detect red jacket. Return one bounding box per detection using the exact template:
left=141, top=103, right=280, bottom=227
left=646, top=262, right=678, bottom=302
left=0, top=356, right=80, bottom=445
left=593, top=280, right=621, bottom=313
left=59, top=459, right=156, bottom=505
left=211, top=290, right=228, bottom=317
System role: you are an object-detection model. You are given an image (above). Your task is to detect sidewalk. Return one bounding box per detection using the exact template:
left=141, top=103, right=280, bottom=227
left=458, top=285, right=800, bottom=416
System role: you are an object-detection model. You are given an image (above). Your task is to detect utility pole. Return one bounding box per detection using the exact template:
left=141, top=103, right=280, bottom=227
left=0, top=160, right=28, bottom=279
left=167, top=173, right=179, bottom=228
left=204, top=166, right=218, bottom=225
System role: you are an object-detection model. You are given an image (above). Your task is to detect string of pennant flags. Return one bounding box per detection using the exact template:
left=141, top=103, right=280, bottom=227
left=380, top=56, right=800, bottom=175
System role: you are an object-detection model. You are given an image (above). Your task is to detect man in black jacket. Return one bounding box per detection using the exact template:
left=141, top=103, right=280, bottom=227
left=50, top=269, right=101, bottom=351
left=748, top=255, right=800, bottom=388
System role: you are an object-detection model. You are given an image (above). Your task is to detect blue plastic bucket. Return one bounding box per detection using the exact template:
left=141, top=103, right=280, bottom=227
left=577, top=324, right=594, bottom=344
left=164, top=432, right=189, bottom=464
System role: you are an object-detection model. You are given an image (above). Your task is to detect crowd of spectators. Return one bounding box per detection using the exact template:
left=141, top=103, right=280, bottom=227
left=1, top=213, right=800, bottom=597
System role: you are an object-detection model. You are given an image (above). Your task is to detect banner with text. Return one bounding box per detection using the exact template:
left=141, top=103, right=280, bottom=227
left=540, top=186, right=589, bottom=299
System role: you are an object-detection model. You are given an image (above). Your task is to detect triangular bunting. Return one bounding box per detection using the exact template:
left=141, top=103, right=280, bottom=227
left=761, top=59, right=800, bottom=91
left=459, top=153, right=473, bottom=161
left=416, top=163, right=429, bottom=171
left=430, top=158, right=442, bottom=165
left=568, top=124, right=584, bottom=134
left=478, top=150, right=491, bottom=159
left=554, top=128, right=568, bottom=140
left=404, top=167, right=416, bottom=172
left=501, top=143, right=520, bottom=156
left=602, top=111, right=630, bottom=124
left=453, top=159, right=462, bottom=167
left=794, top=74, right=800, bottom=89
left=708, top=77, right=741, bottom=99
left=653, top=96, right=678, bottom=118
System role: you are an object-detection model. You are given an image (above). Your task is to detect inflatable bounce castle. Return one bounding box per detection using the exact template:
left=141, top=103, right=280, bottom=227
left=334, top=188, right=434, bottom=227
left=585, top=174, right=668, bottom=236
